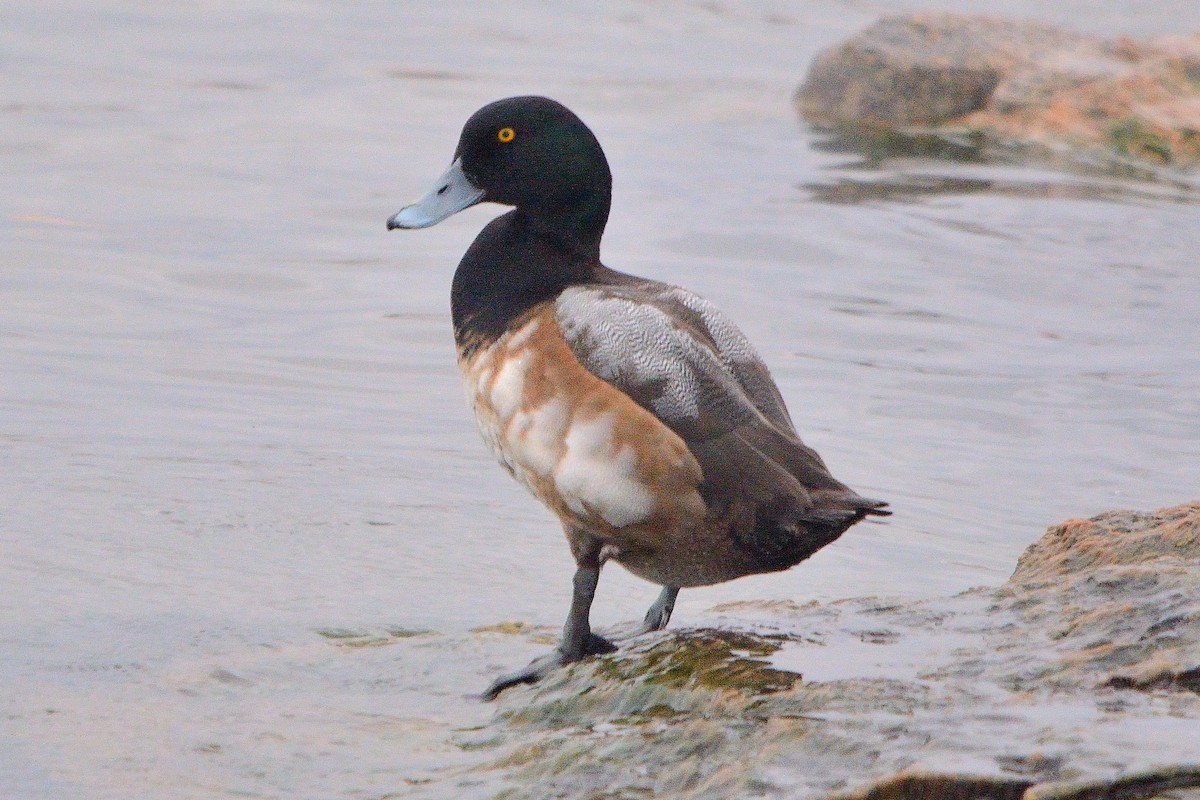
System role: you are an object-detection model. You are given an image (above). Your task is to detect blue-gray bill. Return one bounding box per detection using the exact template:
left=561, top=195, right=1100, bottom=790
left=386, top=157, right=484, bottom=229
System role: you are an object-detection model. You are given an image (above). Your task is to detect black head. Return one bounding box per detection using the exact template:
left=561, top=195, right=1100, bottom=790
left=455, top=96, right=611, bottom=221
left=389, top=96, right=612, bottom=251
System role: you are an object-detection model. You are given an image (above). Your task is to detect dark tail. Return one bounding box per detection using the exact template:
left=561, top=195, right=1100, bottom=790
left=798, top=494, right=891, bottom=527
left=740, top=493, right=890, bottom=573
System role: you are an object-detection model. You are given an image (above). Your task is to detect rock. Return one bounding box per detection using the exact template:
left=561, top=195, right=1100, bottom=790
left=795, top=13, right=1200, bottom=168
left=435, top=503, right=1200, bottom=799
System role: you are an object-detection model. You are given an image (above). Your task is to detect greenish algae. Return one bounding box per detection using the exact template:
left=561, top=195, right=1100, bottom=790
left=385, top=626, right=434, bottom=639
left=471, top=621, right=533, bottom=635
left=314, top=627, right=371, bottom=640
left=316, top=626, right=434, bottom=647
left=596, top=630, right=799, bottom=694
left=1109, top=118, right=1175, bottom=164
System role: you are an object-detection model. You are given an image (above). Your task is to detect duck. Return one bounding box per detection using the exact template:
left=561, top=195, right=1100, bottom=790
left=387, top=96, right=889, bottom=699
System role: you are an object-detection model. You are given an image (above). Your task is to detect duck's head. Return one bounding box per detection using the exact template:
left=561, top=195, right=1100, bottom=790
left=388, top=96, right=612, bottom=246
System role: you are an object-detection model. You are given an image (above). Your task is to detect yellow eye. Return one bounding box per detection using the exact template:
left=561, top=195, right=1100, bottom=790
left=497, top=127, right=516, bottom=143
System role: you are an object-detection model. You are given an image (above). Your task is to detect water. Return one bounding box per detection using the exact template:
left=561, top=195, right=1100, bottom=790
left=2, top=1, right=1198, bottom=796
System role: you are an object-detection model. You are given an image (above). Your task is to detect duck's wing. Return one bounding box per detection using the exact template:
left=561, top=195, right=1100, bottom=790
left=652, top=285, right=796, bottom=435
left=554, top=282, right=884, bottom=517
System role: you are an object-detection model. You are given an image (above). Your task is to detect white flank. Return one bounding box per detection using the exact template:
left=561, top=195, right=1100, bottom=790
left=554, top=413, right=656, bottom=528
left=506, top=397, right=570, bottom=477
left=489, top=350, right=529, bottom=421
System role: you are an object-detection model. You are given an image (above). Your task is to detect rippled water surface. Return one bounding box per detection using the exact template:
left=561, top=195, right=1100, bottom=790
left=3, top=1, right=1199, bottom=796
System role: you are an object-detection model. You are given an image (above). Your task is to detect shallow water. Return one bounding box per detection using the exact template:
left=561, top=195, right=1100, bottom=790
left=3, top=1, right=1199, bottom=797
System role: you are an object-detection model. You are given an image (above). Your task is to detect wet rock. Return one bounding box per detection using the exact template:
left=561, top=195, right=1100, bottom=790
left=436, top=503, right=1200, bottom=799
left=795, top=13, right=1200, bottom=168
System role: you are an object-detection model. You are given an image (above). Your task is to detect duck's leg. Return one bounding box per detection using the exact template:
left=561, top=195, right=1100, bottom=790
left=637, top=585, right=679, bottom=634
left=560, top=542, right=619, bottom=659
left=482, top=536, right=616, bottom=701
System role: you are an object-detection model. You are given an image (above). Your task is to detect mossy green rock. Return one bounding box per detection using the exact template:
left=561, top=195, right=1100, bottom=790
left=595, top=630, right=798, bottom=694
left=450, top=505, right=1200, bottom=799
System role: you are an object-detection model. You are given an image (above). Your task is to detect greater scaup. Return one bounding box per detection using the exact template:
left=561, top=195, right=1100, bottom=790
left=388, top=96, right=889, bottom=699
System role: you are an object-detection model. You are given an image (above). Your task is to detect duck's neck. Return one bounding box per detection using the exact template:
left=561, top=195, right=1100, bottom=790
left=451, top=209, right=602, bottom=358
left=535, top=188, right=611, bottom=258
left=522, top=122, right=613, bottom=256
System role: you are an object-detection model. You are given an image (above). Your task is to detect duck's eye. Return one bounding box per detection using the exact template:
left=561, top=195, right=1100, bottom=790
left=497, top=127, right=516, bottom=143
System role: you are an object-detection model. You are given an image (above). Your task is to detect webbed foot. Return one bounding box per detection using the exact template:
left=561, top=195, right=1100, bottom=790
left=634, top=585, right=679, bottom=635
left=482, top=632, right=616, bottom=700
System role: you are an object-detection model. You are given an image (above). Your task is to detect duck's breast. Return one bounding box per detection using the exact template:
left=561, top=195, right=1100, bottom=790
left=458, top=302, right=706, bottom=540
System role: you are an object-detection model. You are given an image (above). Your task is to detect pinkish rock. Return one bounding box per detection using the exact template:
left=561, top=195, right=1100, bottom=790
left=795, top=13, right=1200, bottom=167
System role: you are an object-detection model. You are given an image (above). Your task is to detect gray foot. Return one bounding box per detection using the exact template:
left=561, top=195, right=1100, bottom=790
left=482, top=632, right=616, bottom=701
left=482, top=536, right=619, bottom=701
left=636, top=586, right=679, bottom=635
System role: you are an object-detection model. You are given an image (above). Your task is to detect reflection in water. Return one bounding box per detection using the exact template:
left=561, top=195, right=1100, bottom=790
left=807, top=174, right=995, bottom=204
left=804, top=173, right=1200, bottom=206
left=806, top=127, right=1200, bottom=205
left=809, top=125, right=990, bottom=166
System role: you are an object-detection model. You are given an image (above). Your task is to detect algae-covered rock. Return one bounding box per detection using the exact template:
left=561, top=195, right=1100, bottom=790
left=796, top=13, right=1200, bottom=169
left=435, top=503, right=1200, bottom=799
left=595, top=630, right=798, bottom=694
